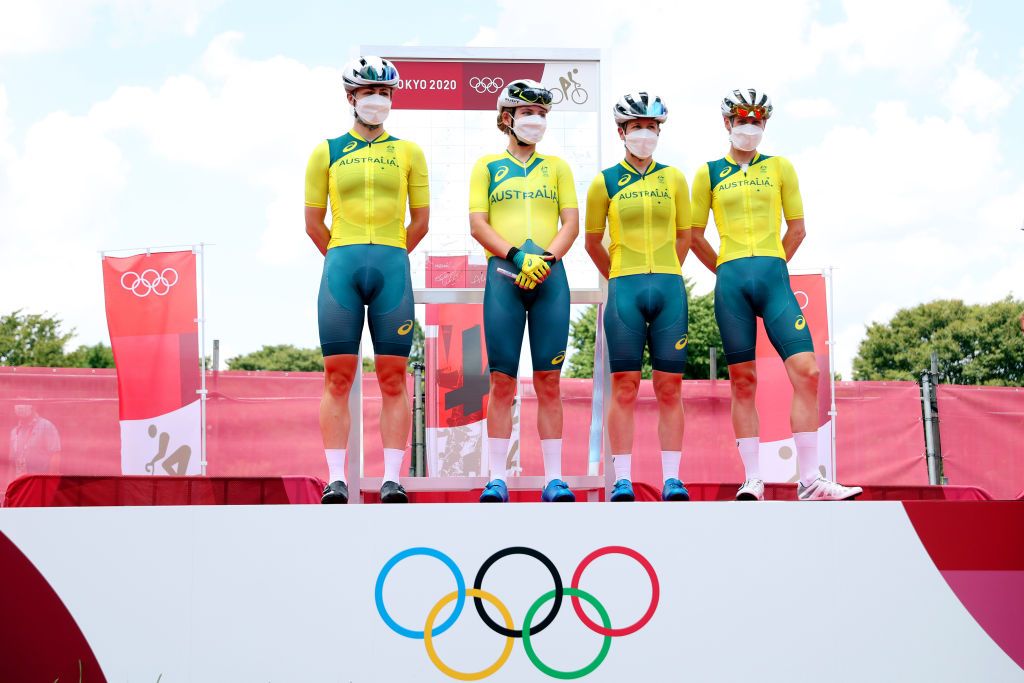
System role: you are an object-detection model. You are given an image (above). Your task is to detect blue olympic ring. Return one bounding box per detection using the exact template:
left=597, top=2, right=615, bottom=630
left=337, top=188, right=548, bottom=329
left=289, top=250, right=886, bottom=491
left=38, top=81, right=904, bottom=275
left=375, top=547, right=466, bottom=639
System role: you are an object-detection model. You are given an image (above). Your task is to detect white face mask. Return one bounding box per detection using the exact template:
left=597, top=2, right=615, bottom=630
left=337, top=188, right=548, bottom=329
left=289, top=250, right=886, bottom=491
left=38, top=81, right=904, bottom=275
left=624, top=128, right=659, bottom=159
left=512, top=114, right=546, bottom=144
left=730, top=123, right=763, bottom=151
left=354, top=94, right=391, bottom=125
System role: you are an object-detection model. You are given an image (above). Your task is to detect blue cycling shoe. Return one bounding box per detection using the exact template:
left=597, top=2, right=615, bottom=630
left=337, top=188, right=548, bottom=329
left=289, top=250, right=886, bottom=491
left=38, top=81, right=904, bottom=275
left=480, top=479, right=509, bottom=503
left=610, top=479, right=635, bottom=502
left=661, top=478, right=690, bottom=501
left=541, top=479, right=576, bottom=502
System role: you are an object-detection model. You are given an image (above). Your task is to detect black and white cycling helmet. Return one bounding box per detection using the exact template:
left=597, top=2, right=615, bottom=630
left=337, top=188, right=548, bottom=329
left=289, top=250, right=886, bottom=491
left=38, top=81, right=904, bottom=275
left=721, top=88, right=773, bottom=120
left=496, top=79, right=553, bottom=111
left=613, top=92, right=668, bottom=124
left=342, top=56, right=400, bottom=92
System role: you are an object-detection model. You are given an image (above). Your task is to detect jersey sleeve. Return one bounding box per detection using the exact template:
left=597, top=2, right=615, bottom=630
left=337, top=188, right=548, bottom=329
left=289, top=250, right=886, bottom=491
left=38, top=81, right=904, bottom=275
left=555, top=158, right=578, bottom=209
left=689, top=163, right=712, bottom=228
left=584, top=173, right=609, bottom=234
left=468, top=157, right=491, bottom=214
left=406, top=142, right=430, bottom=209
left=673, top=168, right=691, bottom=231
left=304, top=141, right=330, bottom=209
left=779, top=157, right=804, bottom=220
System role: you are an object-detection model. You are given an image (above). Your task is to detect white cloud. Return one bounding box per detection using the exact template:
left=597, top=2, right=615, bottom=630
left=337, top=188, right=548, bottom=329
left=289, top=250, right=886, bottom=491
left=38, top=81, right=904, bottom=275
left=946, top=51, right=1014, bottom=120
left=0, top=0, right=222, bottom=54
left=788, top=98, right=840, bottom=119
left=813, top=0, right=969, bottom=76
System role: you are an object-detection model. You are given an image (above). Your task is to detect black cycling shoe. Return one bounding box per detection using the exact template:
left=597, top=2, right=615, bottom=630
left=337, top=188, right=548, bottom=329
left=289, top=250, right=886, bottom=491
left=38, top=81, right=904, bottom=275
left=380, top=480, right=409, bottom=504
left=321, top=480, right=349, bottom=504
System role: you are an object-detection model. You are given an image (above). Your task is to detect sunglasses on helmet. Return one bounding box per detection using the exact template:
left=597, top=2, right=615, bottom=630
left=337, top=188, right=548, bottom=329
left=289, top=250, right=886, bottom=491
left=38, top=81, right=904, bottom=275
left=510, top=84, right=553, bottom=106
left=357, top=63, right=397, bottom=81
left=731, top=104, right=767, bottom=120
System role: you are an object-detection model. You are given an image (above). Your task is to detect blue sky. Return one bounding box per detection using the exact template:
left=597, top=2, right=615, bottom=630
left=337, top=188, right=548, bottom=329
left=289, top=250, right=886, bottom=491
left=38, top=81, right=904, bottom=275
left=1, top=0, right=1022, bottom=377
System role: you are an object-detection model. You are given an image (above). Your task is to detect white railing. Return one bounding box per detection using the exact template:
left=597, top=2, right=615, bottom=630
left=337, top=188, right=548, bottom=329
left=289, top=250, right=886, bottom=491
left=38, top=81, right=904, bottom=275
left=346, top=287, right=614, bottom=502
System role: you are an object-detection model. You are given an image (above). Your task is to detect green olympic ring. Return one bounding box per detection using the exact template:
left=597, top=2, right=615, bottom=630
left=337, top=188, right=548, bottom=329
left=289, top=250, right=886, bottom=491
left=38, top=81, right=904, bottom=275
left=522, top=587, right=612, bottom=680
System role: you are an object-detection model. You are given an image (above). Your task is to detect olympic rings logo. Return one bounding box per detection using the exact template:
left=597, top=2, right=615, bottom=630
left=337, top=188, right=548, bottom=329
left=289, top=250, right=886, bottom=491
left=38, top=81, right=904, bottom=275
left=375, top=545, right=658, bottom=680
left=469, top=76, right=504, bottom=94
left=120, top=268, right=179, bottom=297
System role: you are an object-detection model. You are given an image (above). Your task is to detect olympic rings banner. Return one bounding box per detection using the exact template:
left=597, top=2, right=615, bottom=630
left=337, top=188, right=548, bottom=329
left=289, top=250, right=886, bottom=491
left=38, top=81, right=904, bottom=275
left=2, top=503, right=1022, bottom=681
left=375, top=545, right=658, bottom=680
left=101, top=251, right=201, bottom=475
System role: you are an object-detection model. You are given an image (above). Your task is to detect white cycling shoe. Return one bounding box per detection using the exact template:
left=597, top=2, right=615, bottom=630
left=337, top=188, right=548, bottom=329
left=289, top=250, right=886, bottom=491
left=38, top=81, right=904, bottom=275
left=736, top=478, right=765, bottom=501
left=797, top=476, right=863, bottom=501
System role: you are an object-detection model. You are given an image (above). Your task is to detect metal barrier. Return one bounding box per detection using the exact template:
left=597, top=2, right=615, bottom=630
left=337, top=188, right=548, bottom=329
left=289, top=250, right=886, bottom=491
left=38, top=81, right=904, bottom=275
left=346, top=287, right=612, bottom=502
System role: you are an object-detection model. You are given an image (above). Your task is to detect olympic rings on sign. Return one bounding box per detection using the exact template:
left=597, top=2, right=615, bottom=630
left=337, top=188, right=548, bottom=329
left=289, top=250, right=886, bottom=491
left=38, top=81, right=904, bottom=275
left=469, top=76, right=504, bottom=93
left=570, top=545, right=659, bottom=637
left=523, top=588, right=611, bottom=680
left=425, top=589, right=514, bottom=681
left=473, top=546, right=562, bottom=638
left=375, top=547, right=466, bottom=639
left=375, top=545, right=657, bottom=679
left=120, top=268, right=179, bottom=298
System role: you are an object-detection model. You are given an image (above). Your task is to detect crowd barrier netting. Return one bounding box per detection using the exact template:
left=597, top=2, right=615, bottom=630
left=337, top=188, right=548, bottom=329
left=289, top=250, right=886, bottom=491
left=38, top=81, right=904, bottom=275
left=2, top=367, right=1021, bottom=499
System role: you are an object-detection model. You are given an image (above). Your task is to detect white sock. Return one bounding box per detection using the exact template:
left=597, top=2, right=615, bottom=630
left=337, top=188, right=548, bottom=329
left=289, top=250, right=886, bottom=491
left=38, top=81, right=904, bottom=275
left=383, top=448, right=404, bottom=484
left=794, top=431, right=820, bottom=487
left=612, top=454, right=631, bottom=482
left=661, top=450, right=681, bottom=482
left=737, top=437, right=760, bottom=480
left=325, top=449, right=346, bottom=484
left=541, top=439, right=562, bottom=485
left=488, top=438, right=510, bottom=481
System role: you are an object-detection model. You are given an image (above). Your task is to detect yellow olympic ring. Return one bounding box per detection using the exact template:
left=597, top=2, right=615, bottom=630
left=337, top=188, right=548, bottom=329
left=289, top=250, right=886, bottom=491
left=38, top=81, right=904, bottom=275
left=424, top=589, right=514, bottom=681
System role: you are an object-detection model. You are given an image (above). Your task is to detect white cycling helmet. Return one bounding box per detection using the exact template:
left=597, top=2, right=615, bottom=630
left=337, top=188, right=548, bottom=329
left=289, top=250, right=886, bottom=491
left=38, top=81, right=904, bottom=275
left=342, top=56, right=400, bottom=92
left=721, top=88, right=773, bottom=120
left=496, top=79, right=553, bottom=111
left=613, top=91, right=668, bottom=125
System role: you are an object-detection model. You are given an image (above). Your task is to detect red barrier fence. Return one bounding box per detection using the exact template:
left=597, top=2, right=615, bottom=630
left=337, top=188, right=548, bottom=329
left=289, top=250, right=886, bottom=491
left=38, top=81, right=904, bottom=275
left=2, top=368, right=1021, bottom=498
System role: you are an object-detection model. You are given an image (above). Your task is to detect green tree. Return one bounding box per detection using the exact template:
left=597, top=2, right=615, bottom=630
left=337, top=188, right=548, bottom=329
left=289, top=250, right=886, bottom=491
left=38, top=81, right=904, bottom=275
left=227, top=344, right=325, bottom=372
left=0, top=310, right=75, bottom=367
left=565, top=280, right=727, bottom=379
left=852, top=297, right=1024, bottom=386
left=63, top=343, right=115, bottom=368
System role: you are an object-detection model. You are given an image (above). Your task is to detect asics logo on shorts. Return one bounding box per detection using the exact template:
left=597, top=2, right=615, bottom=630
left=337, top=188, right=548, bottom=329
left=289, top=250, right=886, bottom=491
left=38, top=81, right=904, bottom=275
left=674, top=335, right=688, bottom=350
left=469, top=76, right=504, bottom=93
left=120, top=268, right=179, bottom=298
left=794, top=315, right=806, bottom=331
left=397, top=320, right=414, bottom=335
left=551, top=351, right=566, bottom=365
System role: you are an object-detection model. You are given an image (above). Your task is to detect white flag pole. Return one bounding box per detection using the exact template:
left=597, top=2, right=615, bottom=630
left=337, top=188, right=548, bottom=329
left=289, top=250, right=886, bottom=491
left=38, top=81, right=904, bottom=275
left=198, top=242, right=208, bottom=476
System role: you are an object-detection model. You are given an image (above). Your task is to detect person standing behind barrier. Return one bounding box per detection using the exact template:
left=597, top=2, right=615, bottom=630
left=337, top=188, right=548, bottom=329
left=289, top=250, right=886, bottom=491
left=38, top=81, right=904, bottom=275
left=584, top=92, right=692, bottom=503
left=305, top=56, right=430, bottom=505
left=9, top=404, right=61, bottom=479
left=468, top=80, right=579, bottom=503
left=689, top=88, right=861, bottom=501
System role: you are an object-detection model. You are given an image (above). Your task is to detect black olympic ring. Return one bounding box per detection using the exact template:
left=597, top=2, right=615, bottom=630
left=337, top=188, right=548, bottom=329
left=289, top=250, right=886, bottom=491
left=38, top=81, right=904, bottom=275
left=473, top=546, right=562, bottom=638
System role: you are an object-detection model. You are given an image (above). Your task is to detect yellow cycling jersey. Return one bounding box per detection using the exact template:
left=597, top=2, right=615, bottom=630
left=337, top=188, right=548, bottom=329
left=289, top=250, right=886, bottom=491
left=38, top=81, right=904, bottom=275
left=690, top=153, right=803, bottom=266
left=585, top=160, right=690, bottom=279
left=468, top=150, right=577, bottom=258
left=304, top=130, right=429, bottom=250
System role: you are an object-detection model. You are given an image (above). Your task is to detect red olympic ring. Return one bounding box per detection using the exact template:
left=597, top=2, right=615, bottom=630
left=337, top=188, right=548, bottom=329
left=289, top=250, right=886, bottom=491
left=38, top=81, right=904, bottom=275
left=570, top=545, right=659, bottom=637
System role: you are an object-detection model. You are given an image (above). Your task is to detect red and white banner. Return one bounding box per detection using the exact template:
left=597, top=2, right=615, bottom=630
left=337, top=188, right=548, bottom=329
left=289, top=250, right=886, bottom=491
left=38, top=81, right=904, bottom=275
left=390, top=61, right=598, bottom=112
left=755, top=273, right=834, bottom=482
left=101, top=251, right=201, bottom=476
left=424, top=255, right=521, bottom=478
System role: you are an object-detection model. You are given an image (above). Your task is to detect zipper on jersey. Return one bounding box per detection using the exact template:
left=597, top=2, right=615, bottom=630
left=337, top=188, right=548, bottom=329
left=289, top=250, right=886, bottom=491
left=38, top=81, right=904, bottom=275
left=742, top=164, right=753, bottom=257
left=365, top=141, right=374, bottom=243
left=643, top=174, right=654, bottom=272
